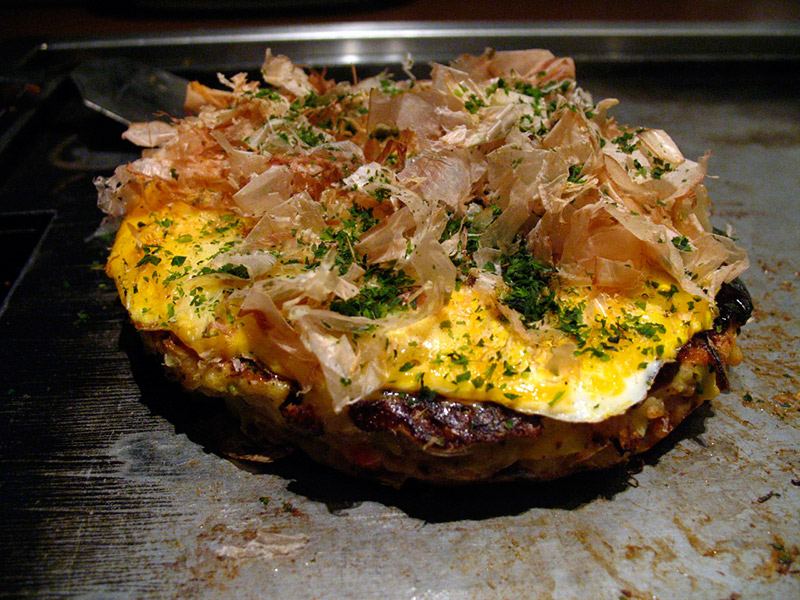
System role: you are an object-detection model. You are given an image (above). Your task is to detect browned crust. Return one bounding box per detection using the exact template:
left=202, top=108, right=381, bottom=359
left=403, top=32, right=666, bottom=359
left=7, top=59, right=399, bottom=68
left=139, top=313, right=744, bottom=485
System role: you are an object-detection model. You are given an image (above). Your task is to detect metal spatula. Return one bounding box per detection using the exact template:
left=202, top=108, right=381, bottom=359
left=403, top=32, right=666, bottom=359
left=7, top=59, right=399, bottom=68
left=70, top=56, right=190, bottom=126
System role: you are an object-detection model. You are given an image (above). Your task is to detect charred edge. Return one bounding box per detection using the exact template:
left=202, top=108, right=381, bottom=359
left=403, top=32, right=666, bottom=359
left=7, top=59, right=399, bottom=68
left=348, top=391, right=543, bottom=451
left=609, top=437, right=628, bottom=456
left=279, top=394, right=323, bottom=435
left=606, top=419, right=650, bottom=456
left=675, top=331, right=731, bottom=393
left=666, top=280, right=751, bottom=393
left=699, top=332, right=730, bottom=391
left=650, top=360, right=680, bottom=393
left=232, top=355, right=282, bottom=379
left=157, top=332, right=291, bottom=386
left=714, top=278, right=753, bottom=332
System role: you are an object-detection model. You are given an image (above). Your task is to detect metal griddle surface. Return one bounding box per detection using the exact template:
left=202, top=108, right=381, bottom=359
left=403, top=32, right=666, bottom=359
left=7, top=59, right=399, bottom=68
left=1, top=23, right=799, bottom=600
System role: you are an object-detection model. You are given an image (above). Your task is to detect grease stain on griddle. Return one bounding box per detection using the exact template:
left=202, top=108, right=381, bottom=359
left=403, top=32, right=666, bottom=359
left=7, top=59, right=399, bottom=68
left=764, top=537, right=800, bottom=577
left=707, top=128, right=800, bottom=149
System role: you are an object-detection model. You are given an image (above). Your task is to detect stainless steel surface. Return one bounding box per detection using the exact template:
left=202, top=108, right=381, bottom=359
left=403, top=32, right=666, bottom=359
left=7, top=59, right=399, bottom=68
left=70, top=57, right=190, bottom=125
left=21, top=21, right=800, bottom=73
left=1, top=23, right=799, bottom=600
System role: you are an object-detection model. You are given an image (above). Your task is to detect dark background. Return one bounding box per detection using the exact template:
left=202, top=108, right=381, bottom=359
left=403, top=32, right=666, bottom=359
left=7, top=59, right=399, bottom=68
left=1, top=0, right=798, bottom=41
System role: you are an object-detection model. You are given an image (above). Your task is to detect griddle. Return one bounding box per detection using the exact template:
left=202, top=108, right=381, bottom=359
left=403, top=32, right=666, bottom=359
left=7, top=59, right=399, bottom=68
left=1, top=22, right=799, bottom=600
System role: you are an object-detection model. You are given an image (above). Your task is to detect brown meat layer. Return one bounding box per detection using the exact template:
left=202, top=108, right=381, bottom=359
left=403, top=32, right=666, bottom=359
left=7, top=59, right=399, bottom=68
left=348, top=390, right=543, bottom=451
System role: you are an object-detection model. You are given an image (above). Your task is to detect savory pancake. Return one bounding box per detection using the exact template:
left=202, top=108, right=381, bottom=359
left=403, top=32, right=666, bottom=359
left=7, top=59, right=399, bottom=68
left=98, top=48, right=750, bottom=484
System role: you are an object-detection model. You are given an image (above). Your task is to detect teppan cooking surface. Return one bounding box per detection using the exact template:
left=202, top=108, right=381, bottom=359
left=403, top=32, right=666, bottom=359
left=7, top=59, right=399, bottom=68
left=1, top=23, right=799, bottom=600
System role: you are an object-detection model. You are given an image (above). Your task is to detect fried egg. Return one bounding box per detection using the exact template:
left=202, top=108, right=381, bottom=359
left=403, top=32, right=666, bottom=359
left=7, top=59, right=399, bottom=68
left=108, top=199, right=714, bottom=423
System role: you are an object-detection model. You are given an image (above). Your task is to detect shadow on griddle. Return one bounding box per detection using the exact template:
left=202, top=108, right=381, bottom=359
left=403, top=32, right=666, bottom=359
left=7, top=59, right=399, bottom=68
left=278, top=405, right=711, bottom=523
left=121, top=324, right=287, bottom=462
left=122, top=323, right=711, bottom=522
